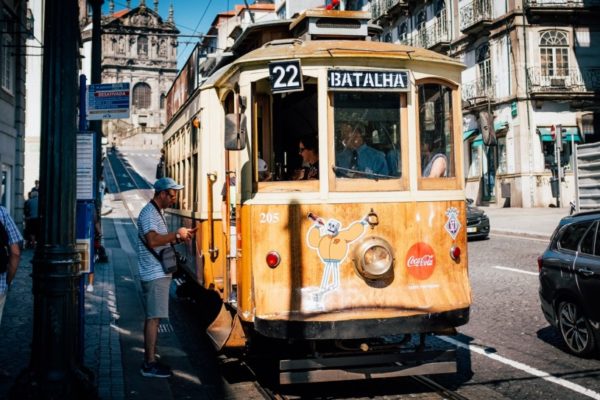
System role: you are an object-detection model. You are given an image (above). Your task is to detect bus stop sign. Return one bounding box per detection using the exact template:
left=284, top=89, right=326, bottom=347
left=87, top=82, right=130, bottom=120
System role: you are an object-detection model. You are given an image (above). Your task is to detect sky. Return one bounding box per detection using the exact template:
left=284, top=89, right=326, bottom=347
left=102, top=0, right=236, bottom=69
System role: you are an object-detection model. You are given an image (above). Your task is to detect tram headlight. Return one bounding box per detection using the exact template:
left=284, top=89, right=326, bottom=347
left=353, top=237, right=394, bottom=280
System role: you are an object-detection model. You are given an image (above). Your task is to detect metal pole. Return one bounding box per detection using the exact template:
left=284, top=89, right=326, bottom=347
left=555, top=133, right=562, bottom=208
left=11, top=0, right=97, bottom=397
left=572, top=134, right=579, bottom=212
left=90, top=0, right=103, bottom=212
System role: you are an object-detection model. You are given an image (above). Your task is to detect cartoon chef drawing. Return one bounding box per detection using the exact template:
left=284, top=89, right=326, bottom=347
left=306, top=212, right=367, bottom=301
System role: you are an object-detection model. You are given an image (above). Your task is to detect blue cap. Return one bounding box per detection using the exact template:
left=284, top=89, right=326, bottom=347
left=154, top=177, right=184, bottom=192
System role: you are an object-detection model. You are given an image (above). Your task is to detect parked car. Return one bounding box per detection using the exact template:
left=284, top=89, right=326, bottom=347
left=538, top=210, right=600, bottom=357
left=466, top=199, right=490, bottom=240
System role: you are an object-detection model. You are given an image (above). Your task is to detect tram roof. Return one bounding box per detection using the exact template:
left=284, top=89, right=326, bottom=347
left=236, top=39, right=461, bottom=70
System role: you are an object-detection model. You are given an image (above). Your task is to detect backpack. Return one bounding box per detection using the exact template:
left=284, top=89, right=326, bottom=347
left=0, top=220, right=9, bottom=274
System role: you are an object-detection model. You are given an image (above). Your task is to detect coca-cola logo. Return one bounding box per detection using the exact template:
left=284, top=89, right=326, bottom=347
left=405, top=242, right=435, bottom=280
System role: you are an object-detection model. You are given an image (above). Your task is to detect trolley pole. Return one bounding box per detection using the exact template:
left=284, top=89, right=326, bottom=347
left=11, top=0, right=97, bottom=398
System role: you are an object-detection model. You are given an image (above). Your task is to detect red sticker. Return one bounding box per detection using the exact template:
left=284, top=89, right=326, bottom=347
left=405, top=242, right=435, bottom=280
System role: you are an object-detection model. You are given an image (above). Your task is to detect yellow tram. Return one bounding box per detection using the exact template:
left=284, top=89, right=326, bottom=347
left=163, top=10, right=470, bottom=382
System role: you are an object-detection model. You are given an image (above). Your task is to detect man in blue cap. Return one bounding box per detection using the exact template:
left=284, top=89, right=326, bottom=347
left=137, top=177, right=196, bottom=378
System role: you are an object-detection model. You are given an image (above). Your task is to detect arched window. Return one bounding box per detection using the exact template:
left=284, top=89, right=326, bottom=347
left=138, top=35, right=148, bottom=58
left=540, top=30, right=569, bottom=77
left=477, top=43, right=492, bottom=96
left=133, top=82, right=151, bottom=109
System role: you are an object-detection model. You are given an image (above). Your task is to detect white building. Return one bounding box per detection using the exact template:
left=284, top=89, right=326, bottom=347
left=101, top=0, right=178, bottom=148
left=371, top=0, right=600, bottom=207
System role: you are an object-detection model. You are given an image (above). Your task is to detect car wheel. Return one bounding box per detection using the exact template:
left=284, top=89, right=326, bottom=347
left=557, top=301, right=597, bottom=357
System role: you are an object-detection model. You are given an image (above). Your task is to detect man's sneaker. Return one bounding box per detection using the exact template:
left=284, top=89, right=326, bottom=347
left=140, top=361, right=172, bottom=378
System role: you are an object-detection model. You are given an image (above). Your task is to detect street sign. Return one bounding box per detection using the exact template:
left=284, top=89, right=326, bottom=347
left=76, top=132, right=96, bottom=200
left=87, top=82, right=130, bottom=120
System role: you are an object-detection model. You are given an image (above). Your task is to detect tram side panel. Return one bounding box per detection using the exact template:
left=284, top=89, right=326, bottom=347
left=163, top=86, right=230, bottom=293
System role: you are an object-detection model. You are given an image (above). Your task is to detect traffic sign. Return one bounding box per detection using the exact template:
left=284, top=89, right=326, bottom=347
left=87, top=82, right=130, bottom=120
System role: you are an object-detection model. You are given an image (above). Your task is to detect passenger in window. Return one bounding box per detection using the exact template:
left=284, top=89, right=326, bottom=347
left=386, top=148, right=400, bottom=177
left=258, top=158, right=272, bottom=181
left=336, top=122, right=389, bottom=178
left=293, top=135, right=319, bottom=180
left=421, top=137, right=447, bottom=178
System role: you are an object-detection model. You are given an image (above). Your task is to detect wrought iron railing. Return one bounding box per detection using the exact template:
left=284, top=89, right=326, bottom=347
left=370, top=0, right=407, bottom=21
left=460, top=0, right=492, bottom=32
left=526, top=67, right=600, bottom=92
left=412, top=18, right=450, bottom=49
left=524, top=0, right=600, bottom=7
left=462, top=78, right=496, bottom=101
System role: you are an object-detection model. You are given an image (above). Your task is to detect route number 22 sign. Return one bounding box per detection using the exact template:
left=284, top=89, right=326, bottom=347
left=268, top=59, right=304, bottom=94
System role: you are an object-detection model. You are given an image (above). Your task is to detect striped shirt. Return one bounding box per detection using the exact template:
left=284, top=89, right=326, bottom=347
left=0, top=206, right=23, bottom=294
left=137, top=201, right=171, bottom=282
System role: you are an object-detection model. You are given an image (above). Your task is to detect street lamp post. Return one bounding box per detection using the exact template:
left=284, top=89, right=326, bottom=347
left=11, top=0, right=96, bottom=398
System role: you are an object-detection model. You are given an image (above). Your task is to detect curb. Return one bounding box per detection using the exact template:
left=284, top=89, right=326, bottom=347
left=491, top=228, right=551, bottom=241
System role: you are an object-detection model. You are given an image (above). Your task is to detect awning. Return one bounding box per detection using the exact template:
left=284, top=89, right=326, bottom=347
left=537, top=127, right=582, bottom=142
left=464, top=121, right=507, bottom=142
left=494, top=120, right=508, bottom=131
left=463, top=129, right=479, bottom=141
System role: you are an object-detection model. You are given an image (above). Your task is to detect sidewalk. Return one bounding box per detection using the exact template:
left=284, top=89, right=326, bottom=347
left=481, top=205, right=570, bottom=240
left=0, top=227, right=127, bottom=399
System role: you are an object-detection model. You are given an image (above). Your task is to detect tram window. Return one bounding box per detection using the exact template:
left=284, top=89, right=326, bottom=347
left=333, top=92, right=401, bottom=179
left=418, top=83, right=454, bottom=178
left=256, top=81, right=318, bottom=182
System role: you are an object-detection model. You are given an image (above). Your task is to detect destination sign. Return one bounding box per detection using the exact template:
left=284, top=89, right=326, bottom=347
left=328, top=70, right=410, bottom=91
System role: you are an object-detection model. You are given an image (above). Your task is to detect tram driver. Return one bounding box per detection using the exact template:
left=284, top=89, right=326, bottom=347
left=335, top=122, right=389, bottom=178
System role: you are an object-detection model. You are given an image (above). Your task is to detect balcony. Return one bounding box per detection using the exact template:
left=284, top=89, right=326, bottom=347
left=527, top=67, right=600, bottom=102
left=462, top=78, right=496, bottom=104
left=524, top=0, right=600, bottom=21
left=371, top=0, right=409, bottom=23
left=412, top=18, right=451, bottom=52
left=460, top=0, right=493, bottom=36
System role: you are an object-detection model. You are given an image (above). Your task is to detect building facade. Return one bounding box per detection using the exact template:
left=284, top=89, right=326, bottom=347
left=1, top=0, right=28, bottom=224
left=371, top=0, right=600, bottom=207
left=101, top=0, right=179, bottom=148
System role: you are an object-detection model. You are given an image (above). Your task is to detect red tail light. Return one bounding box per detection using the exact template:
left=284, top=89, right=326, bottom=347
left=450, top=245, right=461, bottom=261
left=537, top=255, right=543, bottom=273
left=266, top=251, right=281, bottom=268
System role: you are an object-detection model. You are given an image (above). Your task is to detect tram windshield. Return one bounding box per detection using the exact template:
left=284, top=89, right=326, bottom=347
left=333, top=92, right=401, bottom=180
